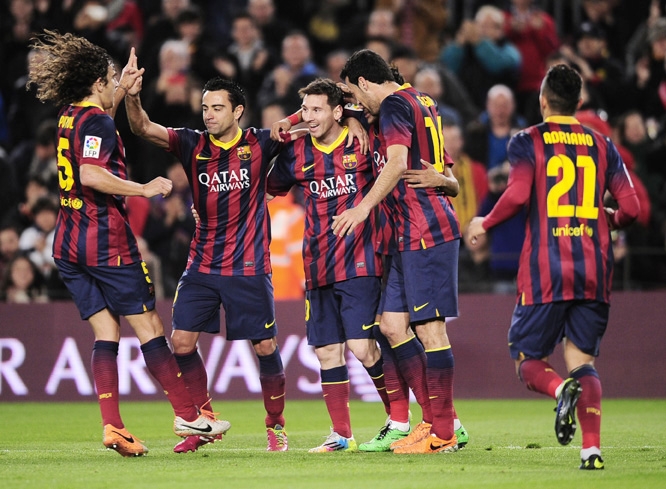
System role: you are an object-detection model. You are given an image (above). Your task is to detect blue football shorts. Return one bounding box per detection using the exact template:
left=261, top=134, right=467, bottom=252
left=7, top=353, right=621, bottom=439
left=382, top=239, right=460, bottom=323
left=172, top=270, right=277, bottom=341
left=55, top=258, right=156, bottom=320
left=305, top=276, right=381, bottom=347
left=508, top=300, right=610, bottom=360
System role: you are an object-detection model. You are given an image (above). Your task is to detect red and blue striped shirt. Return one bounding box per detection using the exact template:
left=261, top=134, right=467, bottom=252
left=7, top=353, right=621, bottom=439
left=484, top=116, right=639, bottom=305
left=267, top=127, right=382, bottom=289
left=167, top=126, right=281, bottom=276
left=53, top=103, right=140, bottom=266
left=379, top=84, right=461, bottom=251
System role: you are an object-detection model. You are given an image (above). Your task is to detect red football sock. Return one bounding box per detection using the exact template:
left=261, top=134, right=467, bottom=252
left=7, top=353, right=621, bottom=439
left=258, top=348, right=286, bottom=428
left=519, top=359, right=563, bottom=399
left=425, top=347, right=455, bottom=440
left=174, top=348, right=212, bottom=411
left=92, top=341, right=123, bottom=428
left=321, top=366, right=351, bottom=438
left=141, top=336, right=198, bottom=421
left=393, top=337, right=431, bottom=423
left=573, top=367, right=602, bottom=449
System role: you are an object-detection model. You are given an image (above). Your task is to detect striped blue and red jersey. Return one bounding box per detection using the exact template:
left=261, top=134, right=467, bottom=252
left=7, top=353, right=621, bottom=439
left=53, top=103, right=141, bottom=266
left=483, top=116, right=639, bottom=305
left=267, top=127, right=382, bottom=290
left=167, top=126, right=281, bottom=276
left=368, top=123, right=396, bottom=256
left=379, top=84, right=461, bottom=251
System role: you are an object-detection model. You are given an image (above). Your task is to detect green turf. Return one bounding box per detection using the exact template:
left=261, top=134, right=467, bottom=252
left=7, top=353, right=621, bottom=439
left=0, top=399, right=664, bottom=488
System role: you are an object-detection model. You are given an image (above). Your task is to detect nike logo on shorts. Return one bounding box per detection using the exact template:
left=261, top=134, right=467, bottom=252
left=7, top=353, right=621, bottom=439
left=265, top=319, right=276, bottom=329
left=413, top=302, right=429, bottom=312
left=361, top=323, right=374, bottom=330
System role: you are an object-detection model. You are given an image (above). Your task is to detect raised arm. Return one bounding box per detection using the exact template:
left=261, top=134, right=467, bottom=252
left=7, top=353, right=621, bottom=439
left=123, top=49, right=170, bottom=149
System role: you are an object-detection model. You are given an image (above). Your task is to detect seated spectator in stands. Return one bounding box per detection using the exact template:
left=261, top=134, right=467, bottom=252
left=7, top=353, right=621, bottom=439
left=173, top=5, right=220, bottom=84
left=443, top=120, right=488, bottom=234
left=469, top=161, right=527, bottom=294
left=504, top=0, right=559, bottom=125
left=139, top=0, right=192, bottom=88
left=139, top=39, right=202, bottom=180
left=3, top=176, right=52, bottom=233
left=143, top=160, right=195, bottom=297
left=364, top=35, right=395, bottom=63
left=257, top=31, right=324, bottom=115
left=440, top=5, right=522, bottom=108
left=248, top=0, right=292, bottom=53
left=560, top=22, right=627, bottom=119
left=0, top=253, right=48, bottom=303
left=413, top=66, right=463, bottom=126
left=628, top=16, right=666, bottom=124
left=465, top=84, right=526, bottom=171
left=324, top=49, right=350, bottom=83
left=8, top=118, right=58, bottom=196
left=374, top=0, right=447, bottom=62
left=0, top=225, right=21, bottom=280
left=71, top=0, right=143, bottom=61
left=614, top=110, right=654, bottom=193
left=6, top=49, right=59, bottom=152
left=226, top=11, right=277, bottom=125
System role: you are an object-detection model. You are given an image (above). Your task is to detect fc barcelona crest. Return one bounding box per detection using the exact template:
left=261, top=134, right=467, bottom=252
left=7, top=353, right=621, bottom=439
left=342, top=153, right=358, bottom=169
left=237, top=145, right=252, bottom=160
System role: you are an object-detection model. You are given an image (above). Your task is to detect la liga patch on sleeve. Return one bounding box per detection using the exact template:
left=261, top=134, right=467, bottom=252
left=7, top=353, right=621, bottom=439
left=83, top=135, right=102, bottom=158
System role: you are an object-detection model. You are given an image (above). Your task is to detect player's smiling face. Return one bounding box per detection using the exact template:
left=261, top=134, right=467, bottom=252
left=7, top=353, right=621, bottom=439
left=202, top=89, right=242, bottom=139
left=301, top=93, right=342, bottom=144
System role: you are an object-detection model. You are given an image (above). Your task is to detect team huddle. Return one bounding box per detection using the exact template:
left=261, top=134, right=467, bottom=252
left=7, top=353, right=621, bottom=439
left=27, top=30, right=638, bottom=469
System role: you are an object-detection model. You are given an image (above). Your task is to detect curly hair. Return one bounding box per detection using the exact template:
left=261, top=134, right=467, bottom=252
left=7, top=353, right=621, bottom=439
left=27, top=30, right=113, bottom=107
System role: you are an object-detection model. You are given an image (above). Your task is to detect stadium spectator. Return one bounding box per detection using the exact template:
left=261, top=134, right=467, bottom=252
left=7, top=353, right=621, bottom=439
left=226, top=12, right=277, bottom=126
left=0, top=253, right=48, bottom=303
left=413, top=66, right=463, bottom=126
left=27, top=31, right=229, bottom=456
left=465, top=84, right=527, bottom=171
left=125, top=69, right=289, bottom=452
left=257, top=31, right=325, bottom=116
left=0, top=224, right=21, bottom=279
left=468, top=64, right=640, bottom=471
left=247, top=0, right=293, bottom=53
left=504, top=0, right=560, bottom=125
left=440, top=5, right=522, bottom=108
left=374, top=0, right=448, bottom=62
left=8, top=118, right=58, bottom=196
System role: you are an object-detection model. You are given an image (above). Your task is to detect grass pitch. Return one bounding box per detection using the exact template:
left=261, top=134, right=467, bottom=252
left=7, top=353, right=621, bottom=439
left=0, top=399, right=664, bottom=489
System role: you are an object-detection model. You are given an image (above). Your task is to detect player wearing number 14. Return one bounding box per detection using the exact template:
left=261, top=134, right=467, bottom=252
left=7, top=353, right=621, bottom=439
left=467, top=64, right=640, bottom=469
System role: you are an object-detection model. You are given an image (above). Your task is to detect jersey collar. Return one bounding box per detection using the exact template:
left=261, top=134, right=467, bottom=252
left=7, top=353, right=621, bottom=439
left=544, top=115, right=580, bottom=125
left=209, top=127, right=243, bottom=149
left=73, top=101, right=104, bottom=110
left=312, top=126, right=348, bottom=154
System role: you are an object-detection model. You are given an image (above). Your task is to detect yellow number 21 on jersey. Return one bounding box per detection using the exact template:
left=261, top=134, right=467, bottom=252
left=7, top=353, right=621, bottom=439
left=546, top=154, right=599, bottom=220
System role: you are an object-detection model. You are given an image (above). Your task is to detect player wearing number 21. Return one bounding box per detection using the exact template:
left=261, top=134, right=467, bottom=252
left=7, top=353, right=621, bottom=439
left=333, top=49, right=462, bottom=454
left=467, top=64, right=640, bottom=470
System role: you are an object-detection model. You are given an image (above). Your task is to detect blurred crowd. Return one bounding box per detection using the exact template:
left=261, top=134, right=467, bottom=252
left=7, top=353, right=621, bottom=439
left=1, top=0, right=665, bottom=303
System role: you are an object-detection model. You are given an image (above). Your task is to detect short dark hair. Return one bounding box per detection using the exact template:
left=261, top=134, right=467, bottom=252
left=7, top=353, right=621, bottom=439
left=203, top=77, right=246, bottom=109
left=541, top=64, right=582, bottom=115
left=298, top=78, right=344, bottom=108
left=340, top=49, right=395, bottom=86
